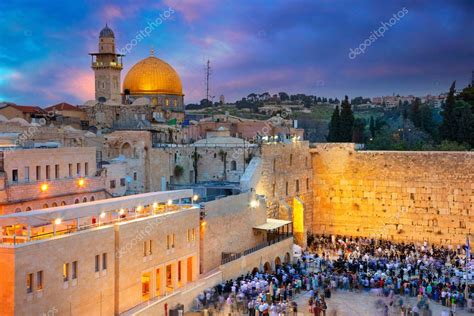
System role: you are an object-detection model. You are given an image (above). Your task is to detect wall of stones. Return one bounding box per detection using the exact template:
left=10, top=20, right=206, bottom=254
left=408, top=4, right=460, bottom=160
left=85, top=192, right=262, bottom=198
left=311, top=143, right=474, bottom=246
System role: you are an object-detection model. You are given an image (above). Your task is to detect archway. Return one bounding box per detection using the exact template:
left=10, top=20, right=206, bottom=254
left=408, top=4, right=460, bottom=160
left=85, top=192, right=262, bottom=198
left=230, top=160, right=237, bottom=171
left=275, top=256, right=282, bottom=268
left=263, top=262, right=272, bottom=273
left=121, top=142, right=133, bottom=158
left=284, top=252, right=291, bottom=264
left=51, top=202, right=58, bottom=207
left=83, top=197, right=87, bottom=203
left=251, top=267, right=259, bottom=275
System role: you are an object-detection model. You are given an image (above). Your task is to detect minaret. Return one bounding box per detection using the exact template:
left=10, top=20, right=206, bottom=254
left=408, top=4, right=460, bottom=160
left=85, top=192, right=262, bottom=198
left=89, top=24, right=123, bottom=103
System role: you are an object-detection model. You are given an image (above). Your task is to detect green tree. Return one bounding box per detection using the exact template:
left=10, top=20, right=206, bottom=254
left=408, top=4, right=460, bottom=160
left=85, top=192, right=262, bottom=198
left=453, top=100, right=474, bottom=147
left=339, top=95, right=354, bottom=142
left=439, top=81, right=458, bottom=141
left=420, top=104, right=437, bottom=138
left=369, top=116, right=376, bottom=138
left=327, top=105, right=340, bottom=142
left=352, top=118, right=366, bottom=143
left=410, top=98, right=422, bottom=128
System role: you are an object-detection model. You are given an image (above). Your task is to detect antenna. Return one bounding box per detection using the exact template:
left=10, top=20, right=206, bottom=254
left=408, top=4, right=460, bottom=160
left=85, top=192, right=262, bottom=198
left=205, top=59, right=211, bottom=106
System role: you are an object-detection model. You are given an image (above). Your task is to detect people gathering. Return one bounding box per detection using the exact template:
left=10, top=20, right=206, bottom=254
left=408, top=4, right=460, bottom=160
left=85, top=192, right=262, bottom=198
left=193, top=234, right=474, bottom=315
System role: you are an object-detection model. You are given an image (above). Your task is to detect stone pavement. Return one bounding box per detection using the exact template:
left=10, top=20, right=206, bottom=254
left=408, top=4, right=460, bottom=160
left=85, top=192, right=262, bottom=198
left=293, top=291, right=471, bottom=316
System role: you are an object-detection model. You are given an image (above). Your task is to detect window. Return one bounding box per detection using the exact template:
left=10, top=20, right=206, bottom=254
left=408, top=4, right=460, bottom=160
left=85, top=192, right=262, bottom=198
left=55, top=165, right=59, bottom=179
left=230, top=160, right=237, bottom=171
left=306, top=178, right=309, bottom=190
left=296, top=179, right=299, bottom=193
left=95, top=255, right=100, bottom=272
left=167, top=234, right=175, bottom=249
left=85, top=163, right=89, bottom=176
left=187, top=228, right=196, bottom=242
left=143, top=241, right=152, bottom=256
left=273, top=159, right=276, bottom=172
left=12, top=169, right=18, bottom=183
left=289, top=154, right=293, bottom=166
left=120, top=178, right=126, bottom=186
left=143, top=241, right=147, bottom=257
left=72, top=261, right=78, bottom=280
left=46, top=165, right=50, bottom=180
left=133, top=172, right=137, bottom=181
left=285, top=182, right=289, bottom=196
left=272, top=182, right=276, bottom=197
left=36, top=271, right=43, bottom=290
left=102, top=253, right=107, bottom=270
left=68, top=164, right=72, bottom=177
left=27, top=273, right=33, bottom=293
left=24, top=166, right=29, bottom=182
left=148, top=240, right=152, bottom=255
left=76, top=163, right=81, bottom=176
left=110, top=180, right=116, bottom=189
left=36, top=166, right=41, bottom=181
left=63, top=263, right=69, bottom=282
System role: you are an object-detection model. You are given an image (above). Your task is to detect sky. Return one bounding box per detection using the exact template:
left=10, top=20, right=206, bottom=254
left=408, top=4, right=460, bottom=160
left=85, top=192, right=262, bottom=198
left=0, top=0, right=473, bottom=106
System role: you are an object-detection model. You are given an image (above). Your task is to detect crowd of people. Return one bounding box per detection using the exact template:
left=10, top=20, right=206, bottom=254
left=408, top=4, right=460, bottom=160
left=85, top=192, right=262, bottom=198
left=193, top=234, right=474, bottom=315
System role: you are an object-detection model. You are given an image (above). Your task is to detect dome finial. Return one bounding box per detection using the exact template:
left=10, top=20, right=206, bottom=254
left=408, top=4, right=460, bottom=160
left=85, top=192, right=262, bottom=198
left=150, top=47, right=155, bottom=56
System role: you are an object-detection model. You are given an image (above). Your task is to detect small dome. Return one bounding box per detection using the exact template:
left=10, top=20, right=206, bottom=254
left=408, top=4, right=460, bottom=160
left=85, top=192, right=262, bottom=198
left=100, top=24, right=115, bottom=38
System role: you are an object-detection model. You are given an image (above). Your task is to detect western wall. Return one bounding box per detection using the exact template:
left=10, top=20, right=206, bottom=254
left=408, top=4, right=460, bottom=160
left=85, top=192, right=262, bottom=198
left=310, top=143, right=473, bottom=246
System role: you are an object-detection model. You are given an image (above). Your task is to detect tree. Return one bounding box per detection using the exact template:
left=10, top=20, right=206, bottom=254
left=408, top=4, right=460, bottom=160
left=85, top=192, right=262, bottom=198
left=278, top=92, right=289, bottom=101
left=453, top=100, right=474, bottom=147
left=327, top=106, right=340, bottom=142
left=410, top=98, right=422, bottom=128
left=352, top=118, right=366, bottom=143
left=369, top=116, right=376, bottom=138
left=420, top=104, right=437, bottom=138
left=439, top=81, right=457, bottom=141
left=339, top=95, right=355, bottom=142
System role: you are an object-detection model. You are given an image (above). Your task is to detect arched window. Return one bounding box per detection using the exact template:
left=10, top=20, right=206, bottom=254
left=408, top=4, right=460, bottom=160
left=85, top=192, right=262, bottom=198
left=230, top=160, right=237, bottom=171
left=83, top=197, right=87, bottom=203
left=61, top=201, right=66, bottom=206
left=42, top=204, right=48, bottom=209
left=121, top=143, right=133, bottom=158
left=51, top=202, right=58, bottom=207
left=25, top=207, right=32, bottom=212
left=15, top=208, right=21, bottom=213
left=74, top=199, right=80, bottom=204
left=90, top=196, right=95, bottom=202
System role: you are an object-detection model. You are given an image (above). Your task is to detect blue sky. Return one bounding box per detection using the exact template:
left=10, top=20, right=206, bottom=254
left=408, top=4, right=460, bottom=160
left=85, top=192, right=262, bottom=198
left=0, top=0, right=473, bottom=106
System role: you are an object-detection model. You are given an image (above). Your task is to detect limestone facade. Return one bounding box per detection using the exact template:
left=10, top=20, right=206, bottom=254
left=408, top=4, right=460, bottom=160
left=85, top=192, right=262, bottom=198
left=311, top=143, right=474, bottom=246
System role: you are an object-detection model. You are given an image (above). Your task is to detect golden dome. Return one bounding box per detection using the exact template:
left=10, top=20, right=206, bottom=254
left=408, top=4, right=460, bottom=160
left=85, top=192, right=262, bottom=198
left=123, top=56, right=183, bottom=96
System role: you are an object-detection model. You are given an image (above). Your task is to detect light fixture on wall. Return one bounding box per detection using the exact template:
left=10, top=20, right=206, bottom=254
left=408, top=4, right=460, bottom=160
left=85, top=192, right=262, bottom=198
left=40, top=183, right=49, bottom=192
left=77, top=178, right=85, bottom=187
left=250, top=200, right=259, bottom=208
left=54, top=218, right=62, bottom=225
left=192, top=194, right=199, bottom=202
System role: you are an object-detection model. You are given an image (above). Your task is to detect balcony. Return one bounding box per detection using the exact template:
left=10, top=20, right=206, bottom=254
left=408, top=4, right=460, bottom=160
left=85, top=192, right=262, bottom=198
left=91, top=61, right=123, bottom=69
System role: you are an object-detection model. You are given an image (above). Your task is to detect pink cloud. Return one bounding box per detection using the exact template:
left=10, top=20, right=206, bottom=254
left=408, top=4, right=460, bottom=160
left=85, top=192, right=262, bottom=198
left=163, top=0, right=218, bottom=22
left=102, top=5, right=124, bottom=21
left=57, top=69, right=95, bottom=102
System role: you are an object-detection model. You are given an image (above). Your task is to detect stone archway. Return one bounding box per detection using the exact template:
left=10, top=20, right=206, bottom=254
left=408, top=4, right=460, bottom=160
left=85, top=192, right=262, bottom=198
left=121, top=142, right=133, bottom=158
left=284, top=252, right=291, bottom=264
left=251, top=267, right=259, bottom=275
left=275, top=256, right=282, bottom=268
left=263, top=262, right=272, bottom=273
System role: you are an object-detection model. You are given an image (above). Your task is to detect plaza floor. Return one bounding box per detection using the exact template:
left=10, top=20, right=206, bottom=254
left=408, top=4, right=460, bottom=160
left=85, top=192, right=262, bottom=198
left=293, top=291, right=471, bottom=316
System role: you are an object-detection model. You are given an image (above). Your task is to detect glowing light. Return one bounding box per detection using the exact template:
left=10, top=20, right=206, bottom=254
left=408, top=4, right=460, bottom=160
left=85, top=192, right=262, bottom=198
left=136, top=205, right=143, bottom=212
left=250, top=200, right=259, bottom=208
left=192, top=194, right=199, bottom=202
left=201, top=221, right=206, bottom=227
left=54, top=218, right=62, bottom=225
left=40, top=183, right=49, bottom=192
left=100, top=212, right=106, bottom=219
left=152, top=202, right=158, bottom=209
left=77, top=178, right=85, bottom=187
left=167, top=199, right=173, bottom=206
left=119, top=208, right=125, bottom=215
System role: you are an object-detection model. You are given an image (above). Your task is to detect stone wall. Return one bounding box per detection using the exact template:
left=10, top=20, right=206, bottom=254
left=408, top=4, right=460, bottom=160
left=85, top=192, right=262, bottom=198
left=311, top=143, right=474, bottom=246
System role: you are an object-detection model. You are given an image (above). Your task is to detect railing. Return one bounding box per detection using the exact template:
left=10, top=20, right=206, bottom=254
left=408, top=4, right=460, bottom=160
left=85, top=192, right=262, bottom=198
left=221, top=233, right=293, bottom=265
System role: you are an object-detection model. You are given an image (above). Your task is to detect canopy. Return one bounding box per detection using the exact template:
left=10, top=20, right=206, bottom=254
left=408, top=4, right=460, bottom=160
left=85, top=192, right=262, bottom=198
left=253, top=218, right=292, bottom=231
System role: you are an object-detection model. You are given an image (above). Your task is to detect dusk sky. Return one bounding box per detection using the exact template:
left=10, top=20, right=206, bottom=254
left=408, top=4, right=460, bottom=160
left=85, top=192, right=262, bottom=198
left=0, top=0, right=473, bottom=106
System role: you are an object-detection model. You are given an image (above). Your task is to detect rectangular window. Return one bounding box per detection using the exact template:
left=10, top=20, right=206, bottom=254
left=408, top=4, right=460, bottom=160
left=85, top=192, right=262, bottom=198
left=36, top=271, right=43, bottom=290
left=72, top=261, right=78, bottom=280
left=144, top=241, right=147, bottom=257
left=68, top=164, right=72, bottom=177
left=55, top=165, right=59, bottom=179
left=36, top=166, right=41, bottom=181
left=110, top=180, right=116, bottom=189
left=24, top=166, right=30, bottom=182
left=148, top=240, right=152, bottom=255
left=172, top=234, right=175, bottom=248
left=85, top=163, right=89, bottom=176
left=102, top=253, right=107, bottom=270
left=191, top=228, right=195, bottom=241
left=95, top=255, right=100, bottom=272
left=296, top=179, right=299, bottom=192
left=63, top=263, right=69, bottom=282
left=76, top=163, right=81, bottom=176
left=46, top=165, right=50, bottom=180
left=306, top=178, right=309, bottom=190
left=285, top=182, right=289, bottom=196
left=133, top=172, right=137, bottom=181
left=167, top=235, right=171, bottom=250
left=12, top=169, right=18, bottom=183
left=120, top=178, right=126, bottom=186
left=27, top=273, right=33, bottom=293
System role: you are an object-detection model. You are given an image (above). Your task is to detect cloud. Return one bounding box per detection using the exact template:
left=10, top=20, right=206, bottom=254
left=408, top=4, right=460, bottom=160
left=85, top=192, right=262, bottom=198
left=163, top=0, right=219, bottom=22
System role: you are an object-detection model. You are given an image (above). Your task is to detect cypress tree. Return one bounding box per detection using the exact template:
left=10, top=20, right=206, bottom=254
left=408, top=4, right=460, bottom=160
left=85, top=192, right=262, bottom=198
left=410, top=98, right=422, bottom=128
left=369, top=116, right=376, bottom=138
left=439, top=81, right=457, bottom=141
left=339, top=95, right=355, bottom=142
left=327, top=105, right=340, bottom=142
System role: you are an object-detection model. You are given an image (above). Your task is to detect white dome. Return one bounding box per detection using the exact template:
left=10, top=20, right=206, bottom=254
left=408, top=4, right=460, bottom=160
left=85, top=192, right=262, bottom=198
left=9, top=117, right=30, bottom=126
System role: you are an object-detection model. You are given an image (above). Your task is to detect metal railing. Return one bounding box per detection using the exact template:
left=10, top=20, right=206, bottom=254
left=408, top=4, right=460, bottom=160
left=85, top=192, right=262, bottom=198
left=221, top=233, right=293, bottom=265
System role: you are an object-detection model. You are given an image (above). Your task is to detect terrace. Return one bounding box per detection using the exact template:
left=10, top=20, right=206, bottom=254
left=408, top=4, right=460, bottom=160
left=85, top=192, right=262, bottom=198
left=0, top=189, right=197, bottom=247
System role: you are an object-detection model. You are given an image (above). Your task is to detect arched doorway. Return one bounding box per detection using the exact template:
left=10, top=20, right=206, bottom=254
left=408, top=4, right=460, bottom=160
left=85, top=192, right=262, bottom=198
left=263, top=262, right=272, bottom=273
left=284, top=252, right=291, bottom=264
left=275, top=256, right=282, bottom=268
left=251, top=267, right=259, bottom=275
left=121, top=142, right=133, bottom=158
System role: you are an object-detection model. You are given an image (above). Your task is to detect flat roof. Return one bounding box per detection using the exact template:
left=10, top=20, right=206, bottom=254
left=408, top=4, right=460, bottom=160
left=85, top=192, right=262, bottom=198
left=0, top=189, right=193, bottom=226
left=253, top=218, right=292, bottom=231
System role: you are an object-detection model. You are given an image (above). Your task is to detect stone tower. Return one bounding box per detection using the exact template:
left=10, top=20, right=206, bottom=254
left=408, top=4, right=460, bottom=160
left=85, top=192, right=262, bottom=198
left=89, top=24, right=123, bottom=103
